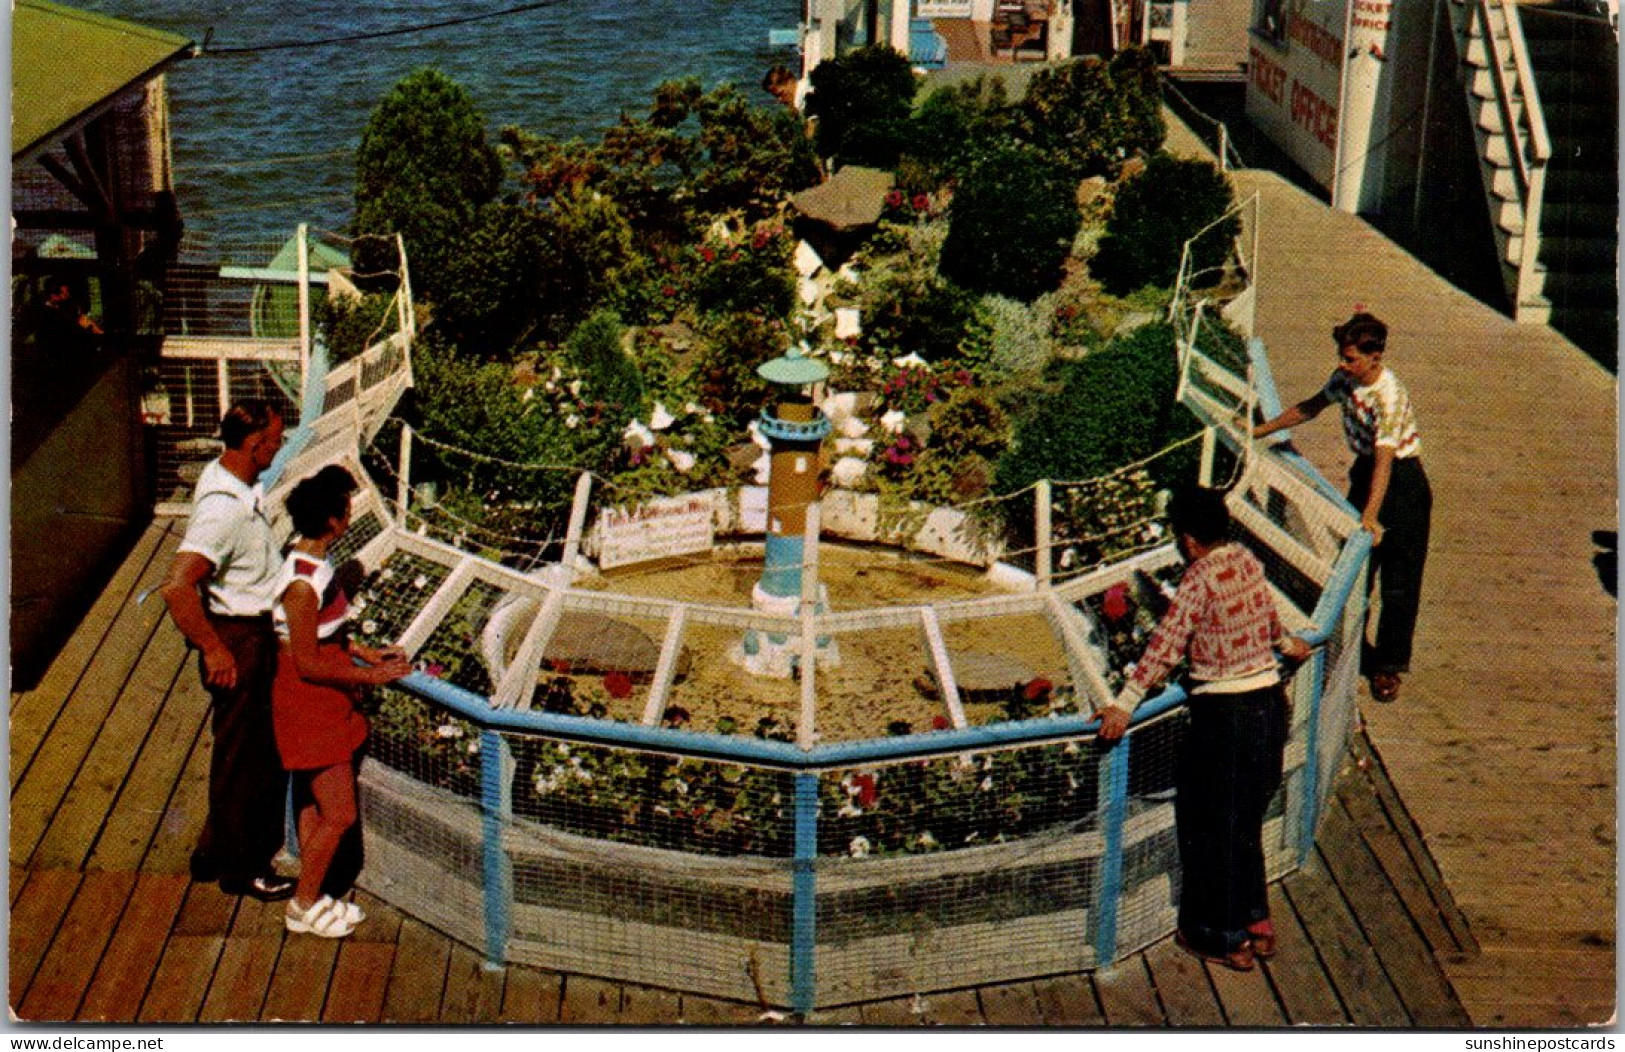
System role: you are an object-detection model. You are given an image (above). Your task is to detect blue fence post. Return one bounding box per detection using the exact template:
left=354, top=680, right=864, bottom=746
left=791, top=771, right=819, bottom=1015
left=1093, top=734, right=1131, bottom=965
left=1295, top=649, right=1329, bottom=865
left=480, top=728, right=512, bottom=970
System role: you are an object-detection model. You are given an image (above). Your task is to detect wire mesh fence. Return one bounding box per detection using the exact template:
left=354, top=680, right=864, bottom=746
left=173, top=194, right=1375, bottom=1008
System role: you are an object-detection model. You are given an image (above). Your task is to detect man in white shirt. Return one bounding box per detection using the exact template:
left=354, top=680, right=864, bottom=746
left=161, top=399, right=296, bottom=901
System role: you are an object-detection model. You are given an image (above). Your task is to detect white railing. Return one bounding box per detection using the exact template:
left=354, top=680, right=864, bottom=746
left=1469, top=0, right=1552, bottom=314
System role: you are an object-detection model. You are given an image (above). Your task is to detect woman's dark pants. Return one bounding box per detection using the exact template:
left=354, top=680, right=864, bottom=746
left=1174, top=686, right=1288, bottom=956
left=1348, top=456, right=1432, bottom=676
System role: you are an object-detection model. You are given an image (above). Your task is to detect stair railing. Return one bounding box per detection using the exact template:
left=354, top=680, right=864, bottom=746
left=1472, top=0, right=1552, bottom=312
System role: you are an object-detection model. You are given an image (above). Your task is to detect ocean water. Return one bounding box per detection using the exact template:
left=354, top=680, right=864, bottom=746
left=75, top=0, right=798, bottom=246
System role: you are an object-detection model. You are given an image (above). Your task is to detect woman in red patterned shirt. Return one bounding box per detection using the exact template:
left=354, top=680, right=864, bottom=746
left=1100, top=487, right=1310, bottom=971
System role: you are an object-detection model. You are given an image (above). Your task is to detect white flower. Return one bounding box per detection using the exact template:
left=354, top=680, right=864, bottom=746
left=436, top=723, right=464, bottom=739
left=1064, top=741, right=1080, bottom=755
left=980, top=776, right=994, bottom=792
left=568, top=379, right=583, bottom=397
left=565, top=414, right=581, bottom=429
left=649, top=402, right=675, bottom=430
left=880, top=409, right=906, bottom=434
left=866, top=357, right=883, bottom=372
left=891, top=351, right=928, bottom=369
left=685, top=401, right=704, bottom=415
left=839, top=414, right=869, bottom=439
left=830, top=457, right=868, bottom=487
left=666, top=448, right=696, bottom=473
left=1060, top=547, right=1076, bottom=569
left=916, top=831, right=938, bottom=849
left=829, top=350, right=848, bottom=365
left=838, top=803, right=863, bottom=818
left=413, top=574, right=429, bottom=589
left=362, top=619, right=379, bottom=636
left=833, top=438, right=873, bottom=456
left=378, top=567, right=393, bottom=581
left=848, top=835, right=871, bottom=857
left=521, top=387, right=534, bottom=402
left=623, top=419, right=655, bottom=448
left=352, top=597, right=367, bottom=612
left=672, top=778, right=689, bottom=795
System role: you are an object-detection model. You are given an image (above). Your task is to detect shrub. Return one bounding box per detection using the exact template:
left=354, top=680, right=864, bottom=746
left=432, top=203, right=547, bottom=356
left=1091, top=154, right=1239, bottom=296
left=958, top=294, right=1053, bottom=384
left=690, top=311, right=784, bottom=430
left=939, top=142, right=1079, bottom=302
left=805, top=45, right=918, bottom=168
left=564, top=310, right=643, bottom=419
left=354, top=70, right=502, bottom=300
left=534, top=185, right=641, bottom=340
left=1016, top=49, right=1166, bottom=180
left=690, top=220, right=796, bottom=319
left=319, top=291, right=399, bottom=364
left=902, top=76, right=1015, bottom=190
left=994, top=322, right=1199, bottom=496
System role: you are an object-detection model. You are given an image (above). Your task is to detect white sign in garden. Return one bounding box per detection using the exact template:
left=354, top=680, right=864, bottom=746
left=597, top=494, right=716, bottom=569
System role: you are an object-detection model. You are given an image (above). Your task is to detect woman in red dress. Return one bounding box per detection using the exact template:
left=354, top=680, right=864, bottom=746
left=273, top=465, right=411, bottom=937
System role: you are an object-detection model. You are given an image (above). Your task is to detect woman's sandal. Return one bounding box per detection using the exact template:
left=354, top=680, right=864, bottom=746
left=1369, top=672, right=1402, bottom=703
left=1175, top=930, right=1256, bottom=972
left=1246, top=920, right=1277, bottom=959
left=285, top=895, right=357, bottom=938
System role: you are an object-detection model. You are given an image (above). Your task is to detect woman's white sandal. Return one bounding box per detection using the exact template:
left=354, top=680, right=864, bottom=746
left=285, top=895, right=356, bottom=938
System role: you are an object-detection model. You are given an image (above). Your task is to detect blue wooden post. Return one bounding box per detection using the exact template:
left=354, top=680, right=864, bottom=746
left=480, top=728, right=513, bottom=969
left=1092, top=735, right=1131, bottom=965
left=790, top=771, right=819, bottom=1014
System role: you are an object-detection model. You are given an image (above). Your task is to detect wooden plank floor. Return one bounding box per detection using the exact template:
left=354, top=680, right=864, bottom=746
left=10, top=522, right=1473, bottom=1025
left=1219, top=164, right=1617, bottom=1028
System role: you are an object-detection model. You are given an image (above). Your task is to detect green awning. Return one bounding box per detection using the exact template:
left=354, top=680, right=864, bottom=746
left=13, top=0, right=193, bottom=160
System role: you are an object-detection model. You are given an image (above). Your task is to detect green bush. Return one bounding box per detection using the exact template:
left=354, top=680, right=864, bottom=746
left=1016, top=50, right=1166, bottom=180
left=902, top=77, right=1014, bottom=190
left=1091, top=154, right=1239, bottom=296
left=354, top=70, right=502, bottom=300
left=690, top=221, right=796, bottom=319
left=805, top=45, right=918, bottom=168
left=690, top=311, right=784, bottom=431
left=939, top=142, right=1079, bottom=302
left=994, top=321, right=1199, bottom=495
left=319, top=291, right=399, bottom=364
left=432, top=202, right=547, bottom=355
left=564, top=310, right=643, bottom=419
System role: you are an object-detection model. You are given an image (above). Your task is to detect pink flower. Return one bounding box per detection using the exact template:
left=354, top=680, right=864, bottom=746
left=423, top=663, right=446, bottom=678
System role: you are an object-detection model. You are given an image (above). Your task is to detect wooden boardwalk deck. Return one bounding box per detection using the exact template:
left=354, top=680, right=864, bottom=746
left=9, top=521, right=1475, bottom=1026
left=1213, top=162, right=1617, bottom=1026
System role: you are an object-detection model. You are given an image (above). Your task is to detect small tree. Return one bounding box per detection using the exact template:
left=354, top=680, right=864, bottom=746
left=354, top=70, right=502, bottom=299
left=432, top=203, right=547, bottom=356
left=564, top=310, right=644, bottom=422
left=1016, top=50, right=1166, bottom=180
left=1091, top=154, right=1239, bottom=295
left=804, top=45, right=918, bottom=168
left=939, top=142, right=1080, bottom=302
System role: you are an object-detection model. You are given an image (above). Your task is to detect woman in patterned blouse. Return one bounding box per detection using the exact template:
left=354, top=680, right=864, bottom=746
left=1250, top=311, right=1431, bottom=704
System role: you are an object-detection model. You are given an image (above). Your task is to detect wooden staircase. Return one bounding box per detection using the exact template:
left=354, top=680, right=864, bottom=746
left=1448, top=0, right=1617, bottom=362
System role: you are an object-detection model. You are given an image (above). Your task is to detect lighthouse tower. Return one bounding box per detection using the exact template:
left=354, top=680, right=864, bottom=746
left=733, top=348, right=839, bottom=678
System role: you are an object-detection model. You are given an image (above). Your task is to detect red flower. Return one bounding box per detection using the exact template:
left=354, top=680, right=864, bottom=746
left=885, top=189, right=905, bottom=208
left=1023, top=677, right=1054, bottom=701
left=1102, top=583, right=1132, bottom=623
left=911, top=193, right=930, bottom=212
left=550, top=658, right=573, bottom=674
left=700, top=247, right=716, bottom=263
left=604, top=671, right=634, bottom=698
left=661, top=285, right=677, bottom=297
left=852, top=772, right=878, bottom=808
left=931, top=715, right=950, bottom=731
left=751, top=230, right=771, bottom=250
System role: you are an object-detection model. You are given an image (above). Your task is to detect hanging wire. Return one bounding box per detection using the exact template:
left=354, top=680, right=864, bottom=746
left=200, top=0, right=574, bottom=55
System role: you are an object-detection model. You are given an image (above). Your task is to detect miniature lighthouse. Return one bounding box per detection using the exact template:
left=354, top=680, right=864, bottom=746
left=733, top=347, right=840, bottom=678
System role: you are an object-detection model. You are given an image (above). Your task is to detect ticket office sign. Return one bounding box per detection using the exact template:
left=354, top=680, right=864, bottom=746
left=1246, top=0, right=1347, bottom=192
